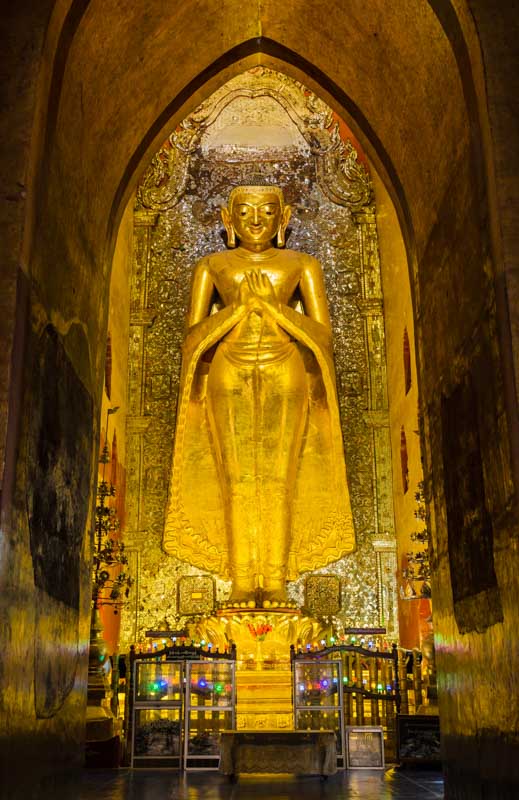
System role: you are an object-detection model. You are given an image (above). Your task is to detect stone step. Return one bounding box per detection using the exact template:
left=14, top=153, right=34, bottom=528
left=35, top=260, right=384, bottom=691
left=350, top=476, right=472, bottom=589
left=237, top=704, right=293, bottom=714
left=237, top=685, right=292, bottom=692
left=237, top=693, right=292, bottom=702
left=237, top=669, right=292, bottom=683
left=237, top=681, right=292, bottom=692
left=235, top=667, right=295, bottom=730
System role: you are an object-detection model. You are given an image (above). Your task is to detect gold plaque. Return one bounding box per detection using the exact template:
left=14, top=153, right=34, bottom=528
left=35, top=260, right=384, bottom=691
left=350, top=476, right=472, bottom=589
left=305, top=575, right=341, bottom=615
left=178, top=576, right=215, bottom=615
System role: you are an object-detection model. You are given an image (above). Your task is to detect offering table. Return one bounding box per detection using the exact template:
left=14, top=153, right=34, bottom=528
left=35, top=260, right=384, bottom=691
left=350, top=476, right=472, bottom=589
left=219, top=730, right=337, bottom=779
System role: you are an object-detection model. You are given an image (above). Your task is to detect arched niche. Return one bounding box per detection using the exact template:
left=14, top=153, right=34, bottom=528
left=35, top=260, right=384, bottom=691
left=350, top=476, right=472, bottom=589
left=118, top=67, right=411, bottom=650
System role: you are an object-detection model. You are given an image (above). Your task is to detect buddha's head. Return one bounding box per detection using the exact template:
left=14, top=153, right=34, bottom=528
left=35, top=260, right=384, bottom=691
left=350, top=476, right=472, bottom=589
left=221, top=185, right=292, bottom=251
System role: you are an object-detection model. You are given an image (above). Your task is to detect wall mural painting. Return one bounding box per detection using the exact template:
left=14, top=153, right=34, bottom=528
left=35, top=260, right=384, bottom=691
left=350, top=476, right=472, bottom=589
left=441, top=371, right=503, bottom=634
left=26, top=323, right=94, bottom=716
left=121, top=68, right=397, bottom=649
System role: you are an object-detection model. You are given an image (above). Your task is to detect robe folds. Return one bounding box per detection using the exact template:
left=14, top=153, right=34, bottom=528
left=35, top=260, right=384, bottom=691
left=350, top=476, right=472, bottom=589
left=163, top=299, right=355, bottom=579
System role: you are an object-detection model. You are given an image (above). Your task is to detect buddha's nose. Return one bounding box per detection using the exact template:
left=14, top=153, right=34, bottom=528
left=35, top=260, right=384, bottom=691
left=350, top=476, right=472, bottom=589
left=252, top=208, right=260, bottom=224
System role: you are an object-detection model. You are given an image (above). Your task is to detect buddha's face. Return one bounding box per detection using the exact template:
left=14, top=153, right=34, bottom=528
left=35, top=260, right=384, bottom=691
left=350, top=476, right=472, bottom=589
left=230, top=191, right=282, bottom=248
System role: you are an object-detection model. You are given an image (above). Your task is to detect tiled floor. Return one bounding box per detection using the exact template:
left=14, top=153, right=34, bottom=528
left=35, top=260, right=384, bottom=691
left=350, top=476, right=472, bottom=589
left=7, top=767, right=444, bottom=800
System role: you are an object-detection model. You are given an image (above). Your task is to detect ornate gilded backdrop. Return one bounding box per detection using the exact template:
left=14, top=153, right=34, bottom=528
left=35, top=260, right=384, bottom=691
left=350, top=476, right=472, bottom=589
left=120, top=69, right=397, bottom=650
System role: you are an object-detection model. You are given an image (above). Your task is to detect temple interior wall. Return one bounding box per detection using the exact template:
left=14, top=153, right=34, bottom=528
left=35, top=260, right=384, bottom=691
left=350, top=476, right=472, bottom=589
left=0, top=3, right=518, bottom=795
left=96, top=202, right=133, bottom=654
left=373, top=173, right=428, bottom=650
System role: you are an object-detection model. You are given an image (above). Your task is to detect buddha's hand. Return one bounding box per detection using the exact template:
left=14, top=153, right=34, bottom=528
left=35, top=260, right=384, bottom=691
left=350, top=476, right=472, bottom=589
left=245, top=270, right=278, bottom=310
left=235, top=275, right=257, bottom=314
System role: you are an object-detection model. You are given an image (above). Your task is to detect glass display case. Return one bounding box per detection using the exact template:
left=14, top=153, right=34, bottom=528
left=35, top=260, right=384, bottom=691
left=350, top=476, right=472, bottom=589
left=293, top=659, right=345, bottom=767
left=132, top=661, right=183, bottom=767
left=184, top=660, right=236, bottom=769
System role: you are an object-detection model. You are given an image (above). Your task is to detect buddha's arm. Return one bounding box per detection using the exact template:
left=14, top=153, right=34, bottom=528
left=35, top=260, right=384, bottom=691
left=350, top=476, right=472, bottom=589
left=276, top=302, right=332, bottom=357
left=186, top=257, right=216, bottom=328
left=183, top=258, right=247, bottom=362
left=266, top=256, right=333, bottom=357
left=298, top=256, right=333, bottom=338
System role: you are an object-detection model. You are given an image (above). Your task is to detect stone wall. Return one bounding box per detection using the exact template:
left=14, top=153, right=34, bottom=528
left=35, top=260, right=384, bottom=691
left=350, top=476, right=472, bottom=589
left=418, top=142, right=519, bottom=797
left=96, top=203, right=133, bottom=654
left=374, top=172, right=427, bottom=649
left=0, top=1, right=97, bottom=773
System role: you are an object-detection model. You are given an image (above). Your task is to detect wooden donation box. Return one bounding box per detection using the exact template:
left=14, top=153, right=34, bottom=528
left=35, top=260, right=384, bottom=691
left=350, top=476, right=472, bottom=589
left=219, top=730, right=337, bottom=777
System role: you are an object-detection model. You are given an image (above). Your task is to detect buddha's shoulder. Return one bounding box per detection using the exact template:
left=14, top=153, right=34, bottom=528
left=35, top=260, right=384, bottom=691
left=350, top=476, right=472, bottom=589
left=194, top=250, right=229, bottom=271
left=284, top=249, right=322, bottom=269
left=194, top=249, right=320, bottom=270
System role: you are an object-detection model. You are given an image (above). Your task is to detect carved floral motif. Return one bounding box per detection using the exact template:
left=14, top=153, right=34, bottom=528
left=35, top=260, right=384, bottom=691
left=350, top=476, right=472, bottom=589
left=137, top=68, right=371, bottom=212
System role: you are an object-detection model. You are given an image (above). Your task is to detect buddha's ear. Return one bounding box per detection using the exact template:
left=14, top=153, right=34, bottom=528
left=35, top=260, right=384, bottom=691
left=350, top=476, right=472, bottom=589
left=277, top=204, right=292, bottom=248
left=221, top=206, right=236, bottom=248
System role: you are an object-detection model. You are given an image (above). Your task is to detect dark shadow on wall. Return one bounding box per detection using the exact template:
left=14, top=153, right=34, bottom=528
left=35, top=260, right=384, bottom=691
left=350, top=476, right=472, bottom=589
left=26, top=322, right=94, bottom=717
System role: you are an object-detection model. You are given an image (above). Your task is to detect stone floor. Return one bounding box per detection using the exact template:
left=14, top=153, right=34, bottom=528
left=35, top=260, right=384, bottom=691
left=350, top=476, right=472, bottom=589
left=10, top=767, right=444, bottom=800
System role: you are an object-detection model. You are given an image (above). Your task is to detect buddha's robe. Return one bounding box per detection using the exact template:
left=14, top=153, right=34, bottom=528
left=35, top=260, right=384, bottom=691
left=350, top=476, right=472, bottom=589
left=163, top=249, right=355, bottom=586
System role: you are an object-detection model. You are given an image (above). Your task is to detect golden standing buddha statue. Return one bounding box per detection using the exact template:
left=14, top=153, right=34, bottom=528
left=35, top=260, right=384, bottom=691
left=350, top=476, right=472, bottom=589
left=163, top=186, right=355, bottom=602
